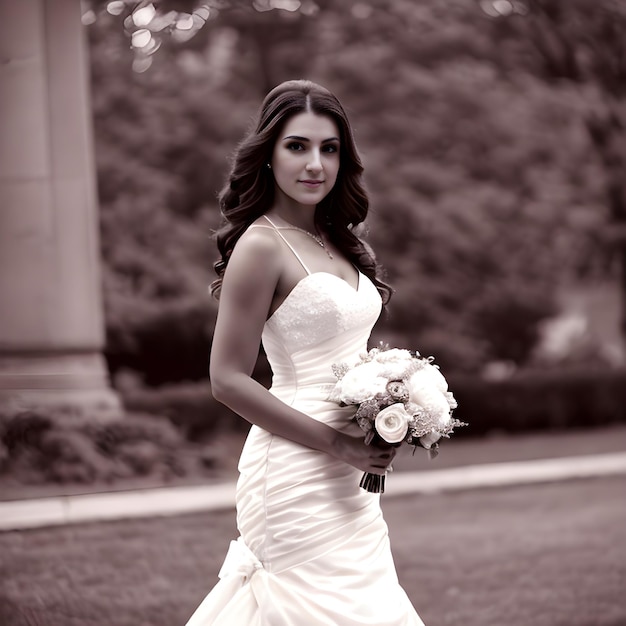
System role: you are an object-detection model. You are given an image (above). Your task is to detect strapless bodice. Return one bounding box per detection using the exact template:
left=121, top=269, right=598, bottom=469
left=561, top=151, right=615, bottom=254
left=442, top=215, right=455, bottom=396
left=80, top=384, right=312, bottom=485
left=261, top=271, right=382, bottom=418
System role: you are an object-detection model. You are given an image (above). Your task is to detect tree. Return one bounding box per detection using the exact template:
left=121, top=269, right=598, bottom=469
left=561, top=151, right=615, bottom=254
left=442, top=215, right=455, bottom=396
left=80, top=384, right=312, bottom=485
left=476, top=0, right=626, bottom=348
left=87, top=0, right=609, bottom=380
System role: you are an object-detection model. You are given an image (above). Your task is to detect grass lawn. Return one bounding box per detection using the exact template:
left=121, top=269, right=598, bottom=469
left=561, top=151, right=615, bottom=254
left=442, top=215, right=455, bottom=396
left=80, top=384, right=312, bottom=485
left=1, top=475, right=624, bottom=626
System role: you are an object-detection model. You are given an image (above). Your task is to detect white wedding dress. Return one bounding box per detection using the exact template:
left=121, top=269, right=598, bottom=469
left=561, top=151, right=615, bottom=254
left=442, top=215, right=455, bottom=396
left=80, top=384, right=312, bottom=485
left=186, top=226, right=425, bottom=625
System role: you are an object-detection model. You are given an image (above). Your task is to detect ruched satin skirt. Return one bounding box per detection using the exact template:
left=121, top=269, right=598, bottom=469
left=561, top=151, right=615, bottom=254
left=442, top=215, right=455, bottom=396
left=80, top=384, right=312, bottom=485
left=185, top=422, right=425, bottom=626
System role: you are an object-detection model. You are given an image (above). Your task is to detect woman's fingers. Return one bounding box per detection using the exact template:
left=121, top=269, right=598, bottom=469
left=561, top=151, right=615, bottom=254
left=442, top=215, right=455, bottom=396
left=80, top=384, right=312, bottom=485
left=334, top=433, right=398, bottom=474
left=378, top=447, right=396, bottom=462
left=368, top=446, right=397, bottom=473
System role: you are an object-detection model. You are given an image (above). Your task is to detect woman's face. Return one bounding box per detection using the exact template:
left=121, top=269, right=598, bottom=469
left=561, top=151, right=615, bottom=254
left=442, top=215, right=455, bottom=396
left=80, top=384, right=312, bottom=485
left=270, top=111, right=340, bottom=210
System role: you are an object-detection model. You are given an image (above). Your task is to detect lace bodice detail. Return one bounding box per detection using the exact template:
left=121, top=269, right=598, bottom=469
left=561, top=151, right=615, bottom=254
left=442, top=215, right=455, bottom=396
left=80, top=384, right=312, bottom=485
left=246, top=217, right=382, bottom=397
left=264, top=272, right=381, bottom=355
left=262, top=271, right=382, bottom=401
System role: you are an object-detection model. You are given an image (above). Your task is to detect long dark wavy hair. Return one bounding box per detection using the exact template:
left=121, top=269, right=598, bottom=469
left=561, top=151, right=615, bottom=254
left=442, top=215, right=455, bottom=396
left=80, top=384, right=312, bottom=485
left=210, top=79, right=392, bottom=304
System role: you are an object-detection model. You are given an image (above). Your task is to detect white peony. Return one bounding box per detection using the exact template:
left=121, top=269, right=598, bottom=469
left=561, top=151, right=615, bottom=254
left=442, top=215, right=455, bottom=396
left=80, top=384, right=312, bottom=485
left=338, top=362, right=388, bottom=404
left=373, top=348, right=413, bottom=364
left=374, top=403, right=411, bottom=443
left=445, top=391, right=458, bottom=410
left=407, top=368, right=451, bottom=421
left=421, top=362, right=448, bottom=392
left=372, top=349, right=415, bottom=380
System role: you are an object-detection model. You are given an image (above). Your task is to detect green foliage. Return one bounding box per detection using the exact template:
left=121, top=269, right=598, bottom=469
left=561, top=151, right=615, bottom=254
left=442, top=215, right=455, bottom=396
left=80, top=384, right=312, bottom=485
left=1, top=365, right=624, bottom=487
left=88, top=0, right=618, bottom=380
left=121, top=380, right=246, bottom=441
left=0, top=409, right=190, bottom=484
left=125, top=367, right=626, bottom=444
left=451, top=368, right=626, bottom=434
left=1, top=475, right=625, bottom=626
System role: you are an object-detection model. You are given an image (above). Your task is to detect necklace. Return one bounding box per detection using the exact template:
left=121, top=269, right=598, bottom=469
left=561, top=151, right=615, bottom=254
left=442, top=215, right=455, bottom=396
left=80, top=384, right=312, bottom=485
left=283, top=226, right=334, bottom=260
left=263, top=215, right=334, bottom=260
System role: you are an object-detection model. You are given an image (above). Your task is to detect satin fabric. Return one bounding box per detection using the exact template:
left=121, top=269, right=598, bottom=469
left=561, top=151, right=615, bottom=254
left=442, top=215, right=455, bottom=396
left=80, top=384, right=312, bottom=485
left=185, top=272, right=425, bottom=625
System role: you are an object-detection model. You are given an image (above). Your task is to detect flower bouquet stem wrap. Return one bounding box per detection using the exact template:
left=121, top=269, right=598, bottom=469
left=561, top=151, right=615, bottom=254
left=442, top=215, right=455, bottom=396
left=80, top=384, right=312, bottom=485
left=358, top=431, right=399, bottom=494
left=330, top=346, right=467, bottom=493
left=361, top=470, right=385, bottom=493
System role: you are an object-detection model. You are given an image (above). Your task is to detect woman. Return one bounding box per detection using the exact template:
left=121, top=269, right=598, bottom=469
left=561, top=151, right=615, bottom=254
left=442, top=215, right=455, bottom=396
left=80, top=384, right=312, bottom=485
left=186, top=80, right=425, bottom=625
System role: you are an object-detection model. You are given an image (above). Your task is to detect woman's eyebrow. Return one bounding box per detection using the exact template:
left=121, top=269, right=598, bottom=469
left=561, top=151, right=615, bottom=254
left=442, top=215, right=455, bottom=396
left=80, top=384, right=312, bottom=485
left=282, top=135, right=340, bottom=143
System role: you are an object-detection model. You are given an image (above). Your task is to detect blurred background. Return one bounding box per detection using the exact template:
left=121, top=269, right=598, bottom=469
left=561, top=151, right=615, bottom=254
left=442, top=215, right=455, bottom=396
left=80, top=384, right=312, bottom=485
left=1, top=0, right=625, bottom=490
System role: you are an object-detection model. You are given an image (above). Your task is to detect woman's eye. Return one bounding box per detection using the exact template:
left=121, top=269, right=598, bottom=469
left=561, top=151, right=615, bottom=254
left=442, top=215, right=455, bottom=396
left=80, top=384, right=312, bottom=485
left=286, top=142, right=305, bottom=151
left=322, top=144, right=338, bottom=153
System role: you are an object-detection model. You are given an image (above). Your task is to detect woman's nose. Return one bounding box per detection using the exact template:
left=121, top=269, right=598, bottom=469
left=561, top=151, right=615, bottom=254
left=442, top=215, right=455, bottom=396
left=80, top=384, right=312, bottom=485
left=306, top=150, right=322, bottom=172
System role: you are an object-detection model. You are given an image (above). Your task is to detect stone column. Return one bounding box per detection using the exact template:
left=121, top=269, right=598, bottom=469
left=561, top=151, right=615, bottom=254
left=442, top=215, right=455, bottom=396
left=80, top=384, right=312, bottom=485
left=0, top=0, right=120, bottom=413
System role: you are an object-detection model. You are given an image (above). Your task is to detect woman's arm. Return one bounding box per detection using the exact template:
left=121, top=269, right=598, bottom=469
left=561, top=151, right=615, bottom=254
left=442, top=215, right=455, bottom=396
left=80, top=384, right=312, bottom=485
left=209, top=228, right=394, bottom=475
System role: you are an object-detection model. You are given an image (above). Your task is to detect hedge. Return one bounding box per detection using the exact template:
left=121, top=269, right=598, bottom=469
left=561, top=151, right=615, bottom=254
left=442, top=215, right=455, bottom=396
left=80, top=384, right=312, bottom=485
left=122, top=368, right=626, bottom=443
left=0, top=408, right=194, bottom=485
left=450, top=367, right=626, bottom=436
left=2, top=369, right=623, bottom=486
left=121, top=381, right=244, bottom=442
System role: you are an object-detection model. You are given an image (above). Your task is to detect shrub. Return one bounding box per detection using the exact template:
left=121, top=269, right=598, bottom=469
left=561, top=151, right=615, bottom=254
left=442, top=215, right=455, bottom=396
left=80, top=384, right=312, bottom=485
left=105, top=297, right=214, bottom=386
left=0, top=408, right=192, bottom=485
left=451, top=367, right=626, bottom=436
left=38, top=429, right=118, bottom=483
left=121, top=381, right=247, bottom=442
left=124, top=368, right=626, bottom=444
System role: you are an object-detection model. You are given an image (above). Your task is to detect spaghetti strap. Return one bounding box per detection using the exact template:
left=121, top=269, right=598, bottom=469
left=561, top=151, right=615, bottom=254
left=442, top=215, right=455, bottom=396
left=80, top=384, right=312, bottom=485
left=248, top=216, right=312, bottom=275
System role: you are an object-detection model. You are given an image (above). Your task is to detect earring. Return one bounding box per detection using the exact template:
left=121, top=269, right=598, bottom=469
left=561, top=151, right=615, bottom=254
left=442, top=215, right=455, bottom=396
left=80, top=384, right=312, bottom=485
left=266, top=163, right=272, bottom=169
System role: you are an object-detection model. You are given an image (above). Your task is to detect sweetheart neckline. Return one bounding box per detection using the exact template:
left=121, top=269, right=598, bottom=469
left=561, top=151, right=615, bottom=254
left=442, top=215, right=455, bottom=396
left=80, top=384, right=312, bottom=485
left=267, top=271, right=363, bottom=323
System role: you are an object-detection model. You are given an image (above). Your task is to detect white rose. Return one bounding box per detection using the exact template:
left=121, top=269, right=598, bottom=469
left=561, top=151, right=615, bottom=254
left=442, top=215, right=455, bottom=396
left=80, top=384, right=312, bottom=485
left=374, top=403, right=410, bottom=443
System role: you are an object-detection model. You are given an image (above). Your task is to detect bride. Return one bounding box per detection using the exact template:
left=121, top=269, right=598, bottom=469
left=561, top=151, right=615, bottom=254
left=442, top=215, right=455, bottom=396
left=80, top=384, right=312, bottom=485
left=185, top=79, right=425, bottom=625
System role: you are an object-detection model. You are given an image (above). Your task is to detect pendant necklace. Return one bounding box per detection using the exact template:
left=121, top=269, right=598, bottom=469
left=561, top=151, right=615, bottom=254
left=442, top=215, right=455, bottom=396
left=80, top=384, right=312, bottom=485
left=264, top=215, right=333, bottom=259
left=285, top=225, right=334, bottom=260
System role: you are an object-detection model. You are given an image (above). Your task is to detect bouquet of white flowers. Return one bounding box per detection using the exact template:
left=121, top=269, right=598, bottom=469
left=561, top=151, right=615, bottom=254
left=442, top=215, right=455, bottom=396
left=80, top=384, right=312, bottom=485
left=330, top=346, right=466, bottom=492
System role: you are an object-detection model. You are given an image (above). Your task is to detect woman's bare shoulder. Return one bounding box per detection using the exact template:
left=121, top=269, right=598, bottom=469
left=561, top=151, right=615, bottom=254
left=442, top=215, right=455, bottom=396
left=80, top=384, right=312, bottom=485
left=225, top=220, right=282, bottom=282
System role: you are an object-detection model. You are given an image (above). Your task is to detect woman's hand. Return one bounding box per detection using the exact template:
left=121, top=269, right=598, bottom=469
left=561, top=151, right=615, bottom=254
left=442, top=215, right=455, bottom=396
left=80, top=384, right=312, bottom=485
left=331, top=432, right=397, bottom=475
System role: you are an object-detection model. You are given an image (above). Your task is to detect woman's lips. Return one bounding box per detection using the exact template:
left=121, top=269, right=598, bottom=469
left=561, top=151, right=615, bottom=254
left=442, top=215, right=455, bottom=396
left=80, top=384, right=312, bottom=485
left=299, top=180, right=324, bottom=188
